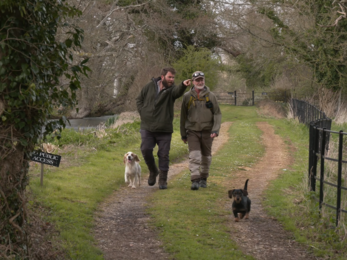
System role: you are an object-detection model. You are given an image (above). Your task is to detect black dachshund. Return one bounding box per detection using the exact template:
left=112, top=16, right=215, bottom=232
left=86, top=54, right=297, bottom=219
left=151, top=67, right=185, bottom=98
left=228, top=179, right=251, bottom=222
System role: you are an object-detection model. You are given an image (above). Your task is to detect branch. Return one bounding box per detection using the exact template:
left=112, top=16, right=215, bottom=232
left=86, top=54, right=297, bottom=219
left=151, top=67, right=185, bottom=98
left=218, top=46, right=241, bottom=57
left=9, top=211, right=23, bottom=235
left=81, top=1, right=92, bottom=13
left=96, top=1, right=150, bottom=28
left=318, top=3, right=347, bottom=27
left=0, top=187, right=10, bottom=211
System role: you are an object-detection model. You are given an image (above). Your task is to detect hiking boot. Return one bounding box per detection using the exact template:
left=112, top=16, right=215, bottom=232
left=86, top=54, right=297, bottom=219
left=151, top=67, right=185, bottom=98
left=147, top=163, right=159, bottom=186
left=159, top=170, right=168, bottom=189
left=199, top=179, right=207, bottom=188
left=191, top=180, right=200, bottom=190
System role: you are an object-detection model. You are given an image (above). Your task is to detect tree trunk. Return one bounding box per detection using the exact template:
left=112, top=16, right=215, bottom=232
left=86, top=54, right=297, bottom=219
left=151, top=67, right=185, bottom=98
left=0, top=56, right=30, bottom=260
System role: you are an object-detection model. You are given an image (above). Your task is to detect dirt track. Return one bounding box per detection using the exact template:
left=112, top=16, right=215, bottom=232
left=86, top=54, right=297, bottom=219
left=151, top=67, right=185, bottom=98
left=225, top=122, right=319, bottom=260
left=94, top=122, right=319, bottom=260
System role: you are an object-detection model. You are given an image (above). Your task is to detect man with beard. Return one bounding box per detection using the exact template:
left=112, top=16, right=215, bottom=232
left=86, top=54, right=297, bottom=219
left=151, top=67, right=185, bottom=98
left=180, top=71, right=221, bottom=190
left=136, top=68, right=191, bottom=189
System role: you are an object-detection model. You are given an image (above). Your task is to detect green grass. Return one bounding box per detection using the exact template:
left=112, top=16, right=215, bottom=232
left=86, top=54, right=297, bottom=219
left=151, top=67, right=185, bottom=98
left=28, top=105, right=347, bottom=259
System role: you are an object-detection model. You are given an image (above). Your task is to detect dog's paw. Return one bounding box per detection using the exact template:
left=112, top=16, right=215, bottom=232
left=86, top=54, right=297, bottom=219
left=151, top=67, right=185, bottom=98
left=131, top=186, right=136, bottom=189
left=234, top=218, right=240, bottom=222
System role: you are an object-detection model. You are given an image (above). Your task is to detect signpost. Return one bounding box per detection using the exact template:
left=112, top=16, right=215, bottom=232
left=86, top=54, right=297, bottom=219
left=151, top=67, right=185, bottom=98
left=30, top=150, right=61, bottom=186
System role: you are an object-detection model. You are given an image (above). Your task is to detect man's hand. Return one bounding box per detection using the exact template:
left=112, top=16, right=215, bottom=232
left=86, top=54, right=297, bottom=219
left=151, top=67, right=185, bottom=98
left=183, top=79, right=192, bottom=86
left=182, top=138, right=188, bottom=144
left=210, top=133, right=218, bottom=138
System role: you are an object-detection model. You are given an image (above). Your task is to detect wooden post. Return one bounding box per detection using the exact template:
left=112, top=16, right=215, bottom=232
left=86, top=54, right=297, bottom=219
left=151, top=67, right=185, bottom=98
left=40, top=163, right=44, bottom=186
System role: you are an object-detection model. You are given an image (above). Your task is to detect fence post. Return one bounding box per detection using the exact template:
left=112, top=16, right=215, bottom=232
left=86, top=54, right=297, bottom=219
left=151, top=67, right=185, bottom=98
left=336, top=130, right=344, bottom=226
left=292, top=99, right=296, bottom=120
left=308, top=124, right=314, bottom=190
left=309, top=124, right=315, bottom=191
left=319, top=128, right=326, bottom=212
left=252, top=90, right=254, bottom=106
left=234, top=90, right=237, bottom=106
left=311, top=126, right=319, bottom=191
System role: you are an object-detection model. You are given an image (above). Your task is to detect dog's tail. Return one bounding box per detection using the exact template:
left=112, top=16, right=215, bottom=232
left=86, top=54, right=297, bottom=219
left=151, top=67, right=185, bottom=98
left=244, top=179, right=249, bottom=191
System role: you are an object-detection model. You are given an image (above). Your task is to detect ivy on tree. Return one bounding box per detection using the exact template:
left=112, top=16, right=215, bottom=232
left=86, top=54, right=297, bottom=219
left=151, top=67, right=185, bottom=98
left=0, top=0, right=90, bottom=258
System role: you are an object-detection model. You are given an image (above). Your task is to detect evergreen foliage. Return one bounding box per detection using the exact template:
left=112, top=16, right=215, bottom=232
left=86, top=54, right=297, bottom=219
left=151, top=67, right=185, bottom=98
left=172, top=46, right=223, bottom=89
left=0, top=0, right=89, bottom=258
left=235, top=55, right=278, bottom=88
left=142, top=0, right=219, bottom=57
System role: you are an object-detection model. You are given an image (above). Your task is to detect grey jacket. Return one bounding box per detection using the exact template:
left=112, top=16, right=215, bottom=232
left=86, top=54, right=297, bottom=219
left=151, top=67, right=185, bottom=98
left=180, top=86, right=221, bottom=138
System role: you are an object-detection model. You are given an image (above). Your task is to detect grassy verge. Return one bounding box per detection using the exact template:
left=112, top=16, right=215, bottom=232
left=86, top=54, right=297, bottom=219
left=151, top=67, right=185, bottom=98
left=262, top=118, right=347, bottom=259
left=28, top=119, right=187, bottom=259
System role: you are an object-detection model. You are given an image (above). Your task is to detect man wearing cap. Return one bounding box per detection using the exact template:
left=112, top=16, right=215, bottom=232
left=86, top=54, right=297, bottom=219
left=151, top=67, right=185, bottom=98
left=180, top=71, right=222, bottom=190
left=136, top=68, right=191, bottom=190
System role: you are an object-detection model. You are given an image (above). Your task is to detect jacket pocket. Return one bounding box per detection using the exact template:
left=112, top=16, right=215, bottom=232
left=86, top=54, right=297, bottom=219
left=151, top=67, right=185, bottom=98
left=140, top=105, right=155, bottom=122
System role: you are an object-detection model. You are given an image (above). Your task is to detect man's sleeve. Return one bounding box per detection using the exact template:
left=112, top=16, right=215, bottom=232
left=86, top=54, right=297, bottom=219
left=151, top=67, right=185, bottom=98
left=136, top=86, right=146, bottom=113
left=180, top=95, right=188, bottom=138
left=172, top=82, right=187, bottom=100
left=211, top=95, right=222, bottom=135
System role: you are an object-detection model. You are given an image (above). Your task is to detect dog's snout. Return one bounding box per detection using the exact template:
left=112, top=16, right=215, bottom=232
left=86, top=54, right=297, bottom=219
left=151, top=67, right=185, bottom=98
left=128, top=156, right=132, bottom=160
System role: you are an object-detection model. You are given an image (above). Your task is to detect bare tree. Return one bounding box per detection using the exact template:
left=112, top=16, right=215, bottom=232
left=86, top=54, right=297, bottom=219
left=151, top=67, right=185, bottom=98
left=60, top=0, right=221, bottom=117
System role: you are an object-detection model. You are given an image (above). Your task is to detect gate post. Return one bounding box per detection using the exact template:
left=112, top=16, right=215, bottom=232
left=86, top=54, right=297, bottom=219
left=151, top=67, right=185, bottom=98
left=309, top=123, right=314, bottom=190
left=336, top=130, right=344, bottom=226
left=252, top=91, right=254, bottom=106
left=319, top=128, right=326, bottom=212
left=234, top=90, right=237, bottom=106
left=311, top=126, right=319, bottom=191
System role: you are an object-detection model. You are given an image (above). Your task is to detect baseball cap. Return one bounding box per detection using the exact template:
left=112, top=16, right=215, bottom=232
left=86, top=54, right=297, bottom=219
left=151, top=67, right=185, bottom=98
left=192, top=71, right=205, bottom=80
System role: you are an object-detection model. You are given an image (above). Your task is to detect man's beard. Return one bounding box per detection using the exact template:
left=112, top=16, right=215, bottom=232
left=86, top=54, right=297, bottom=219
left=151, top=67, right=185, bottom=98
left=195, top=85, right=204, bottom=90
left=162, top=78, right=172, bottom=88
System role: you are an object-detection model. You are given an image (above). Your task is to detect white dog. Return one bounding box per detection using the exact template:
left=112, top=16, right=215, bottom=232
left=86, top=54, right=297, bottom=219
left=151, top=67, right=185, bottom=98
left=123, top=152, right=141, bottom=188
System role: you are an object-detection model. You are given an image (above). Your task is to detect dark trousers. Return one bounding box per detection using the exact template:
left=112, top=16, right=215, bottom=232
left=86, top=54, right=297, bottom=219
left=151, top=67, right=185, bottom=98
left=140, top=129, right=172, bottom=172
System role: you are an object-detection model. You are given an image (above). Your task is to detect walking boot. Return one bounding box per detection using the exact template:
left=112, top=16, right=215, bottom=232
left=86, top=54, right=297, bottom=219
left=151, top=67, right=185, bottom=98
left=191, top=179, right=200, bottom=190
left=147, top=163, right=159, bottom=186
left=199, top=178, right=207, bottom=188
left=159, top=170, right=168, bottom=189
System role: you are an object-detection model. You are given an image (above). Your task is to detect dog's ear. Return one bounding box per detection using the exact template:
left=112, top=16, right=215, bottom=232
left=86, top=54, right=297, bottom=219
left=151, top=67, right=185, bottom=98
left=228, top=190, right=234, bottom=198
left=123, top=154, right=127, bottom=164
left=134, top=154, right=140, bottom=162
left=242, top=190, right=248, bottom=196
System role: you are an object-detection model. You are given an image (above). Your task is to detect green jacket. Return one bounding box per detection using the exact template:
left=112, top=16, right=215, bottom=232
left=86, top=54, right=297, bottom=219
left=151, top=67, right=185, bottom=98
left=136, top=77, right=187, bottom=133
left=180, top=86, right=221, bottom=138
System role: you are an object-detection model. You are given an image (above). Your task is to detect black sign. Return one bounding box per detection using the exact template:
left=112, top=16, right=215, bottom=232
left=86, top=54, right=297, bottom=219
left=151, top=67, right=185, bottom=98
left=30, top=151, right=61, bottom=167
